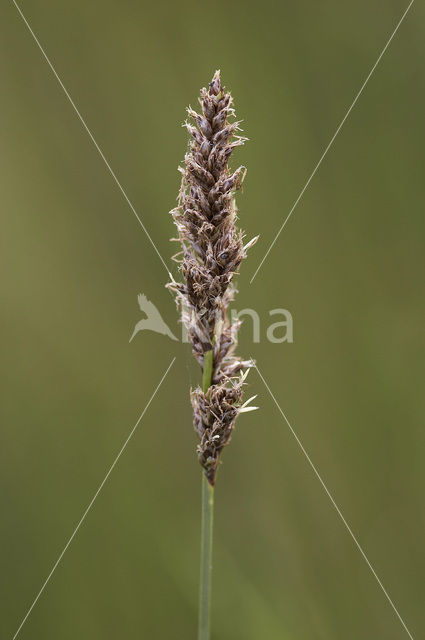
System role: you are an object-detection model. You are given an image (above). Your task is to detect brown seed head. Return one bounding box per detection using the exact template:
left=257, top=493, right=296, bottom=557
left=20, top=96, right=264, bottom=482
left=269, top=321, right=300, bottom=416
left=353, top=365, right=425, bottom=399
left=167, top=71, right=258, bottom=484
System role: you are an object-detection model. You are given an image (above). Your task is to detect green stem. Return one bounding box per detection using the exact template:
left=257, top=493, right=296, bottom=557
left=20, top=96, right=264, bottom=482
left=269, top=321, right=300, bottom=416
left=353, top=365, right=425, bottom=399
left=198, top=473, right=214, bottom=640
left=198, top=349, right=214, bottom=640
left=202, top=349, right=214, bottom=394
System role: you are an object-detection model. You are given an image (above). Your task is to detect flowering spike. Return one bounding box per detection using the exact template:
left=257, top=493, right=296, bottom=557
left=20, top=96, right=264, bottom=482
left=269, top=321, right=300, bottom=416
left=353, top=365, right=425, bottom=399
left=167, top=71, right=257, bottom=485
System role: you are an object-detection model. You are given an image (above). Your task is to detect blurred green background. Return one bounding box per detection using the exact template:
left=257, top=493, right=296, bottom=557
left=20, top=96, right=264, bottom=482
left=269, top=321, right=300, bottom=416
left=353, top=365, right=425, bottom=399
left=1, top=1, right=424, bottom=638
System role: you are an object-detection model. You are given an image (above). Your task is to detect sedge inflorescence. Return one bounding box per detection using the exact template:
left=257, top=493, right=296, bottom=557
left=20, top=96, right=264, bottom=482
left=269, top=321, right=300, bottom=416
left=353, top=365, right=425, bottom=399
left=167, top=71, right=258, bottom=485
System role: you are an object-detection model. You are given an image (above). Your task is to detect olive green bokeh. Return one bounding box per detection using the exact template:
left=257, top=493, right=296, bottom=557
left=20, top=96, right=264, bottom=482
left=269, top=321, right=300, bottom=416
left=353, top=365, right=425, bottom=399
left=1, top=1, right=424, bottom=638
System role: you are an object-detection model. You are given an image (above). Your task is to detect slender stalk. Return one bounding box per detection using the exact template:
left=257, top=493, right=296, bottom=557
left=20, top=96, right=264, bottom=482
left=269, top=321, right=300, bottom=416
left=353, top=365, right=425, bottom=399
left=199, top=472, right=214, bottom=640
left=199, top=349, right=214, bottom=640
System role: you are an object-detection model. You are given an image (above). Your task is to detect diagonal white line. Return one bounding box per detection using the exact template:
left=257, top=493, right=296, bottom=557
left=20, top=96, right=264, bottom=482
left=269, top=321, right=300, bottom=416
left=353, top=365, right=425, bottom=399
left=11, top=357, right=176, bottom=640
left=255, top=364, right=414, bottom=640
left=12, top=0, right=172, bottom=279
left=250, top=0, right=414, bottom=283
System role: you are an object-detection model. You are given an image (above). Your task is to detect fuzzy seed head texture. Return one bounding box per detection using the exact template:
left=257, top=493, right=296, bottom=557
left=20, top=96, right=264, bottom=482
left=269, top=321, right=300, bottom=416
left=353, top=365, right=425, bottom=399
left=167, top=70, right=258, bottom=485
